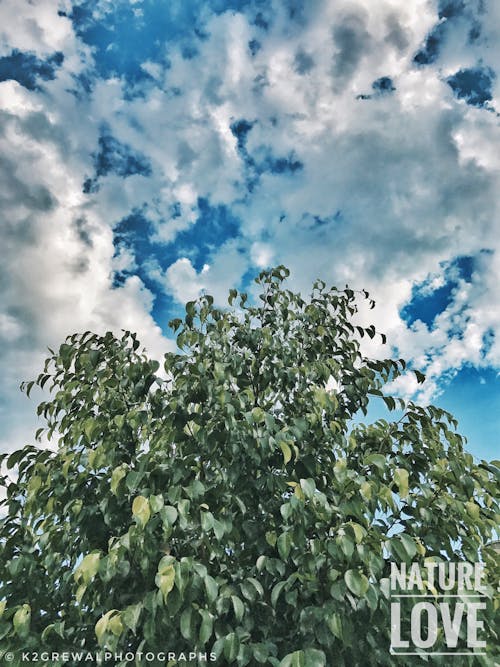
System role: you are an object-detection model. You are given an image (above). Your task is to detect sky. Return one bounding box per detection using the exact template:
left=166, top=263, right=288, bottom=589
left=0, top=0, right=499, bottom=461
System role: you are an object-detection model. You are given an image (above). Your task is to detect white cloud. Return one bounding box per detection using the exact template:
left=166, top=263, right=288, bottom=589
left=165, top=258, right=209, bottom=303
left=0, top=1, right=74, bottom=55
left=251, top=242, right=275, bottom=268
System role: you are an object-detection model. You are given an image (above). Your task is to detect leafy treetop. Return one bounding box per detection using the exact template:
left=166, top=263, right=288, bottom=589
left=0, top=266, right=498, bottom=666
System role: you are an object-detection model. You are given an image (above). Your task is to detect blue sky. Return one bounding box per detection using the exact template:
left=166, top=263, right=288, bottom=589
left=0, top=0, right=499, bottom=461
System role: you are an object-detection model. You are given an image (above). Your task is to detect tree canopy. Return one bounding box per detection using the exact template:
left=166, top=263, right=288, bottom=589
left=0, top=266, right=498, bottom=666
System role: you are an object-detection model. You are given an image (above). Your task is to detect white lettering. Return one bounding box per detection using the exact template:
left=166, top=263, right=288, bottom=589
left=474, top=564, right=486, bottom=592
left=390, top=602, right=409, bottom=648
left=457, top=562, right=474, bottom=590
left=407, top=563, right=424, bottom=590
left=467, top=603, right=486, bottom=648
left=411, top=602, right=438, bottom=649
left=438, top=562, right=455, bottom=591
left=391, top=562, right=407, bottom=590
left=441, top=602, right=465, bottom=647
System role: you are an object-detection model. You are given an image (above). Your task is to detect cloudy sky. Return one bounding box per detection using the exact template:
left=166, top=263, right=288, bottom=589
left=0, top=0, right=499, bottom=460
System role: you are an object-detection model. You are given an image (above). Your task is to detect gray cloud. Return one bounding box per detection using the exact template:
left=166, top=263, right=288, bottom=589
left=331, top=10, right=371, bottom=89
left=384, top=14, right=410, bottom=51
left=0, top=154, right=55, bottom=214
left=294, top=49, right=315, bottom=74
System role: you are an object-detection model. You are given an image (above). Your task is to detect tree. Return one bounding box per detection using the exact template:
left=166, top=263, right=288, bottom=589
left=0, top=266, right=498, bottom=666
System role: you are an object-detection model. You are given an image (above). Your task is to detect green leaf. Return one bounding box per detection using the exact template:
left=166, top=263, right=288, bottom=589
left=126, top=470, right=144, bottom=492
left=75, top=583, right=86, bottom=603
left=334, top=458, right=347, bottom=483
left=271, top=581, right=286, bottom=607
left=394, top=468, right=409, bottom=498
left=110, top=465, right=127, bottom=495
left=223, top=633, right=240, bottom=662
left=213, top=518, right=225, bottom=540
left=279, top=440, right=292, bottom=465
left=114, top=414, right=125, bottom=430
left=300, top=478, right=316, bottom=498
left=180, top=607, right=193, bottom=640
left=6, top=449, right=25, bottom=469
left=256, top=555, right=267, bottom=572
left=156, top=564, right=175, bottom=601
left=177, top=498, right=190, bottom=524
left=364, top=453, right=386, bottom=471
left=465, top=501, right=480, bottom=520
left=360, top=481, right=372, bottom=500
left=161, top=505, right=178, bottom=526
left=13, top=604, right=31, bottom=638
left=158, top=555, right=176, bottom=574
left=149, top=494, right=164, bottom=513
left=169, top=318, right=182, bottom=331
left=41, top=623, right=55, bottom=642
left=277, top=532, right=292, bottom=560
left=383, top=395, right=396, bottom=411
left=204, top=575, right=218, bottom=603
left=348, top=522, right=365, bottom=544
left=280, top=502, right=293, bottom=521
left=74, top=552, right=100, bottom=584
left=389, top=537, right=408, bottom=562
left=344, top=569, right=369, bottom=597
left=399, top=534, right=417, bottom=559
left=247, top=577, right=264, bottom=598
left=108, top=613, right=124, bottom=637
left=83, top=417, right=98, bottom=442
left=132, top=495, right=151, bottom=527
left=198, top=609, right=213, bottom=644
left=280, top=650, right=305, bottom=667
left=265, top=531, right=277, bottom=547
left=338, top=534, right=354, bottom=558
left=121, top=603, right=142, bottom=634
left=414, top=370, right=426, bottom=384
left=304, top=649, right=326, bottom=667
left=327, top=612, right=343, bottom=639
left=231, top=595, right=244, bottom=622
left=240, top=580, right=257, bottom=601
left=26, top=475, right=42, bottom=501
left=95, top=610, right=115, bottom=646
left=253, top=644, right=270, bottom=663
left=201, top=510, right=215, bottom=532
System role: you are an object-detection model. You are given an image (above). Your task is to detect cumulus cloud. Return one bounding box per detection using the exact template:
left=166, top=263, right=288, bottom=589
left=0, top=59, right=170, bottom=452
